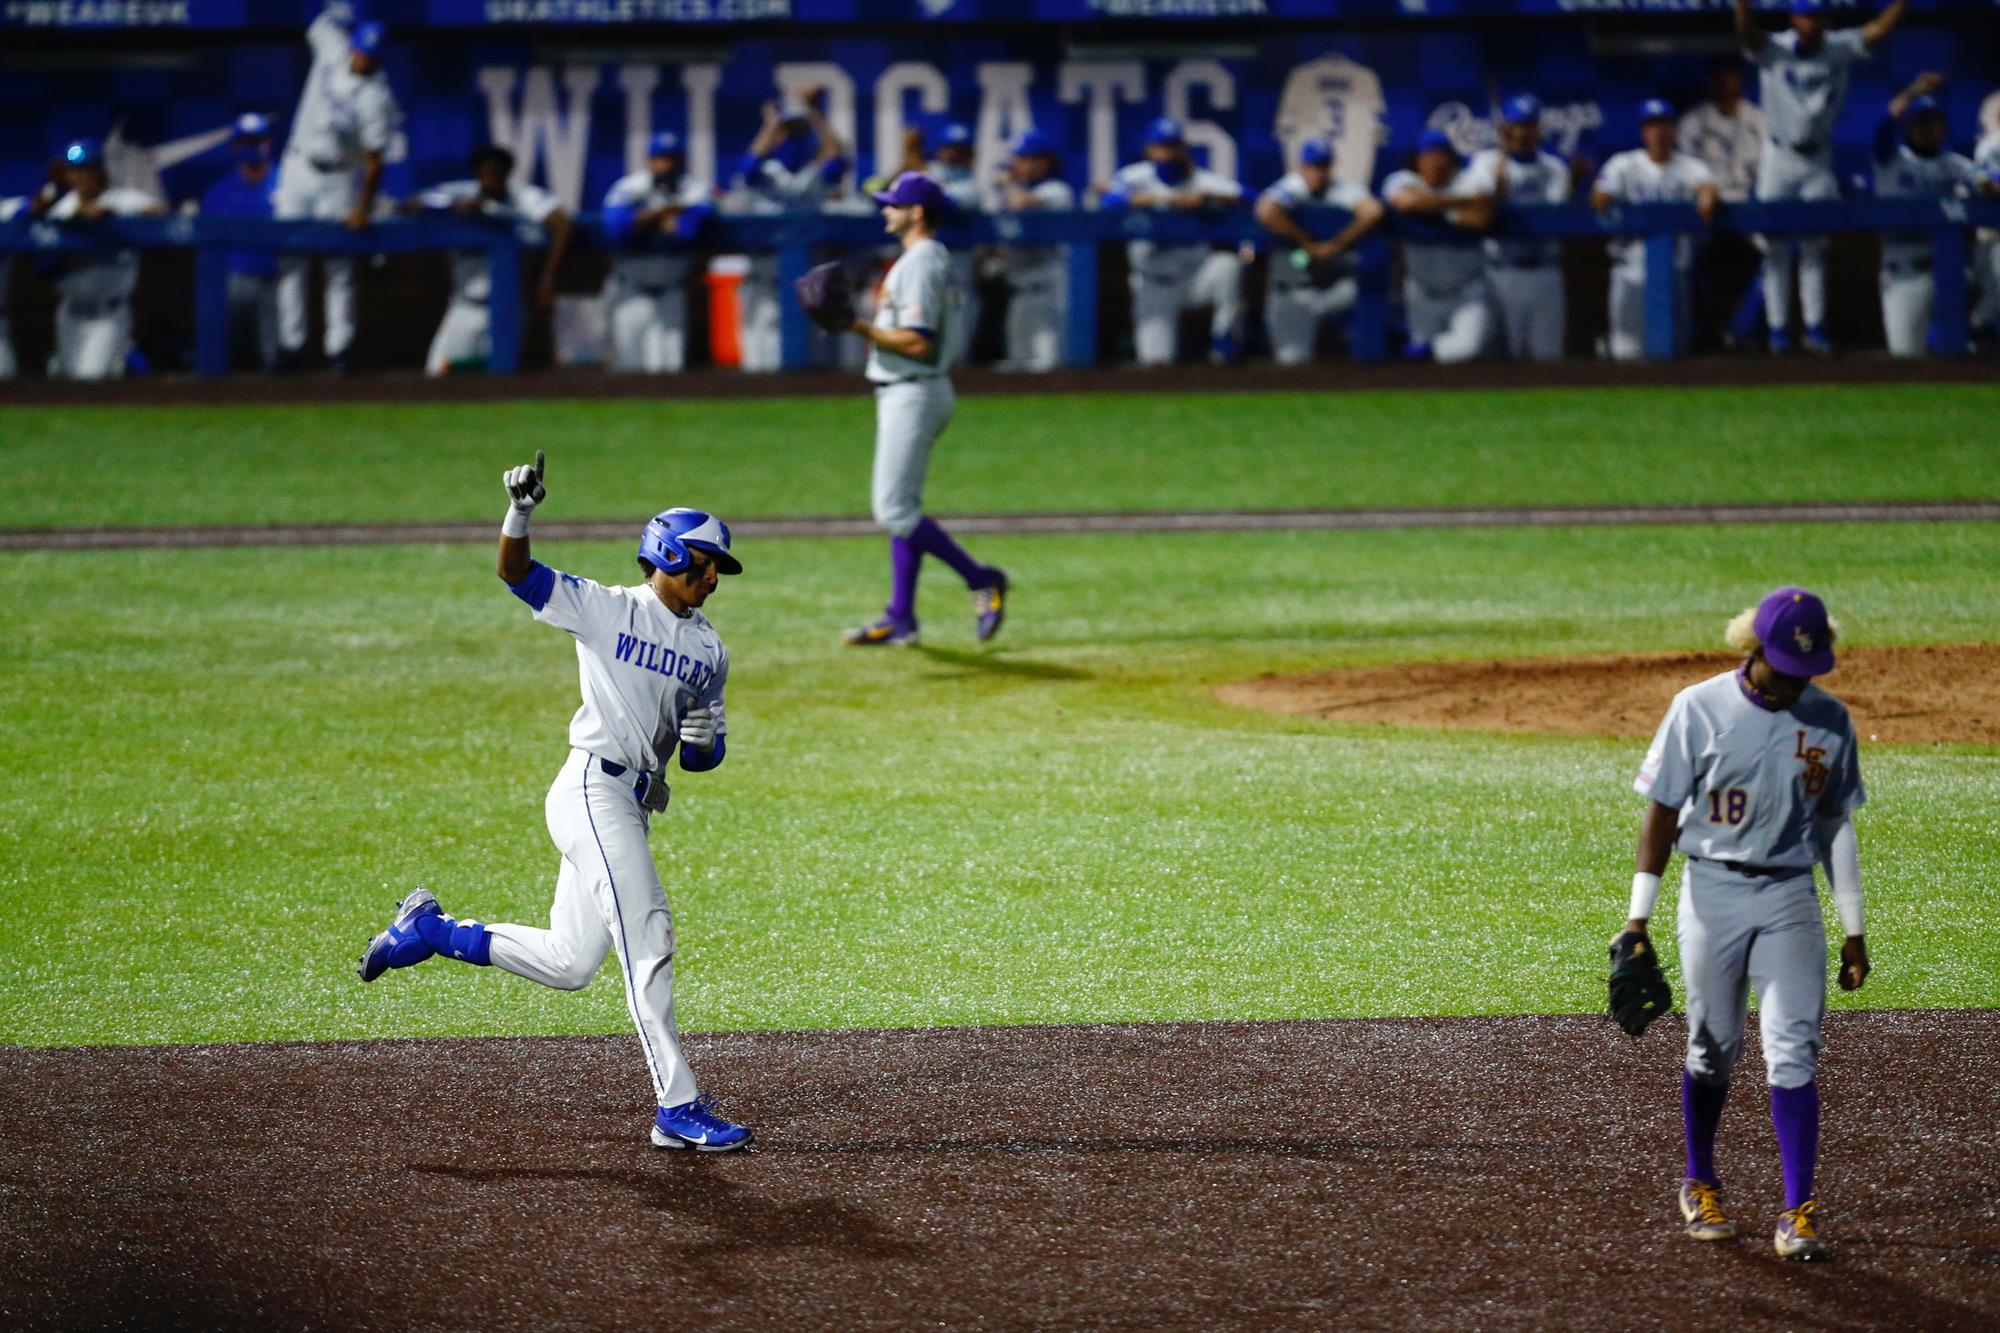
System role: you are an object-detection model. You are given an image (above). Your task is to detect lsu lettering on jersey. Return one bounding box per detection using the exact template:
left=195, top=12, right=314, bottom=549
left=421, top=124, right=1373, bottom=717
left=1636, top=670, right=1864, bottom=867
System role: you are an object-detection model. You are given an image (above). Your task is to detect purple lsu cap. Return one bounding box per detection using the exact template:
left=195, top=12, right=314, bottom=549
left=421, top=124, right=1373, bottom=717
left=1753, top=586, right=1836, bottom=677
left=871, top=170, right=949, bottom=212
left=1299, top=140, right=1333, bottom=167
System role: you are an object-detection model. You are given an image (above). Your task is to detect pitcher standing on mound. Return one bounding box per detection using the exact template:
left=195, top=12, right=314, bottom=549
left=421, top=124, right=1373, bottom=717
left=357, top=452, right=754, bottom=1153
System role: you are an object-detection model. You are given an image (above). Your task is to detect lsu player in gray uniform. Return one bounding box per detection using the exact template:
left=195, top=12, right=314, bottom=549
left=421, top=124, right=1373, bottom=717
left=1104, top=117, right=1246, bottom=366
left=275, top=6, right=399, bottom=372
left=997, top=129, right=1075, bottom=372
left=1624, top=586, right=1868, bottom=1261
left=44, top=139, right=166, bottom=380
left=602, top=132, right=712, bottom=374
left=1463, top=95, right=1573, bottom=362
left=833, top=172, right=1008, bottom=648
left=410, top=146, right=574, bottom=377
left=1735, top=0, right=1907, bottom=355
left=1591, top=100, right=1720, bottom=360
left=1384, top=131, right=1497, bottom=364
left=1872, top=74, right=1998, bottom=357
left=359, top=452, right=754, bottom=1153
left=1254, top=139, right=1385, bottom=366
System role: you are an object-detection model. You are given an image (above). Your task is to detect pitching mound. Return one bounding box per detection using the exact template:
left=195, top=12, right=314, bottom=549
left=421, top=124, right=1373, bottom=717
left=4, top=1012, right=1999, bottom=1330
left=1217, top=644, right=2000, bottom=744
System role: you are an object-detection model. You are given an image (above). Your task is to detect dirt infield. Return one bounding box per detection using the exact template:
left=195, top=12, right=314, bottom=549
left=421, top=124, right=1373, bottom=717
left=1218, top=645, right=2000, bottom=746
left=2, top=352, right=1994, bottom=407
left=3, top=1011, right=1996, bottom=1331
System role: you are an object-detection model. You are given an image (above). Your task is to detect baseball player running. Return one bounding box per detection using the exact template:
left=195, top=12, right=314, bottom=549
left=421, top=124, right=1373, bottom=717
left=1872, top=74, right=1998, bottom=357
left=275, top=5, right=399, bottom=373
left=45, top=138, right=166, bottom=381
left=996, top=129, right=1075, bottom=372
left=1610, top=586, right=1868, bottom=1261
left=1464, top=95, right=1573, bottom=361
left=798, top=172, right=1008, bottom=647
left=1591, top=100, right=1721, bottom=360
left=602, top=132, right=713, bottom=374
left=358, top=452, right=753, bottom=1153
left=1103, top=118, right=1246, bottom=366
left=1735, top=0, right=1906, bottom=355
left=1384, top=131, right=1497, bottom=364
left=1255, top=139, right=1385, bottom=366
left=410, top=146, right=575, bottom=377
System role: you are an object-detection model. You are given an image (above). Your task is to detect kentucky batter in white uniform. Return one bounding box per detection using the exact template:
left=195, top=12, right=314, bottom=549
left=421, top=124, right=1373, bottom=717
left=1464, top=95, right=1572, bottom=362
left=1384, top=133, right=1494, bottom=364
left=1736, top=0, right=1907, bottom=351
left=276, top=7, right=399, bottom=368
left=1108, top=118, right=1246, bottom=366
left=358, top=453, right=755, bottom=1152
left=1624, top=585, right=1868, bottom=1261
left=1872, top=83, right=1988, bottom=357
left=602, top=132, right=711, bottom=374
left=1593, top=106, right=1720, bottom=361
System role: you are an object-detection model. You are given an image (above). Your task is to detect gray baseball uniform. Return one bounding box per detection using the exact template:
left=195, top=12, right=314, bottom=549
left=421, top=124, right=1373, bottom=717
left=1636, top=669, right=1865, bottom=1089
left=602, top=170, right=710, bottom=373
left=868, top=235, right=957, bottom=537
left=1463, top=147, right=1570, bottom=361
left=47, top=186, right=161, bottom=380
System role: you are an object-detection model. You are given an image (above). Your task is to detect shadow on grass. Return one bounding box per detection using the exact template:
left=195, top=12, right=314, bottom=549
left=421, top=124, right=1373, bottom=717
left=914, top=645, right=1091, bottom=681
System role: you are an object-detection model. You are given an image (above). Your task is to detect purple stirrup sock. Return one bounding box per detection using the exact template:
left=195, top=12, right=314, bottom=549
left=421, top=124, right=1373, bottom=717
left=885, top=535, right=922, bottom=622
left=908, top=516, right=991, bottom=589
left=1769, top=1080, right=1820, bottom=1209
left=1682, top=1072, right=1728, bottom=1184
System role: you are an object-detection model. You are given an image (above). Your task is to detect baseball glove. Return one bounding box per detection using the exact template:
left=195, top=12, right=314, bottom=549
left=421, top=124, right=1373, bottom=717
left=1607, top=930, right=1673, bottom=1037
left=794, top=261, right=854, bottom=333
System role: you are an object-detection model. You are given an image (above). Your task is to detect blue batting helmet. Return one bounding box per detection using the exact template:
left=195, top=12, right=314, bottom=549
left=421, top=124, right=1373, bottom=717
left=640, top=508, right=741, bottom=576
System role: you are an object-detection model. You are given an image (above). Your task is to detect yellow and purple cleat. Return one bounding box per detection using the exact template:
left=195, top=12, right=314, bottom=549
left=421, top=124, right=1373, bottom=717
left=973, top=570, right=1010, bottom=643
left=843, top=615, right=919, bottom=647
left=1774, top=1200, right=1830, bottom=1261
left=1678, top=1178, right=1735, bottom=1242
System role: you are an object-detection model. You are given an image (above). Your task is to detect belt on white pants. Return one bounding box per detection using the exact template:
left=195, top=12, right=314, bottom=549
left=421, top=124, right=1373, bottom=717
left=591, top=754, right=669, bottom=812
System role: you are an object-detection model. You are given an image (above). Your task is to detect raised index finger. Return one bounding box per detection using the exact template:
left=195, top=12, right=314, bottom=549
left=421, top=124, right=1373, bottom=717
left=533, top=449, right=545, bottom=481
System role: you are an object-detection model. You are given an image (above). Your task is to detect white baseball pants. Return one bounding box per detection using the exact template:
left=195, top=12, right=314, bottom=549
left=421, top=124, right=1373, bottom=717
left=1131, top=249, right=1243, bottom=366
left=737, top=257, right=782, bottom=373
left=610, top=283, right=688, bottom=374
left=1756, top=148, right=1837, bottom=334
left=274, top=154, right=359, bottom=359
left=425, top=298, right=490, bottom=376
left=872, top=376, right=954, bottom=537
left=1607, top=267, right=1691, bottom=361
left=1878, top=263, right=1932, bottom=358
left=484, top=749, right=699, bottom=1109
left=55, top=299, right=130, bottom=379
left=1004, top=271, right=1064, bottom=371
left=1487, top=264, right=1565, bottom=361
left=1405, top=276, right=1492, bottom=364
left=1266, top=274, right=1358, bottom=366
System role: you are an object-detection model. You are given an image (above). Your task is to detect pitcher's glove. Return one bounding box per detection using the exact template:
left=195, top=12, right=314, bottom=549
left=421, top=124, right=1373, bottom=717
left=1608, top=930, right=1672, bottom=1037
left=794, top=261, right=854, bottom=333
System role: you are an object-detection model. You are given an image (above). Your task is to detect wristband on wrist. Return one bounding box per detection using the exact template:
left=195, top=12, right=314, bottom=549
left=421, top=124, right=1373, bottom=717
left=1628, top=871, right=1661, bottom=924
left=502, top=506, right=532, bottom=539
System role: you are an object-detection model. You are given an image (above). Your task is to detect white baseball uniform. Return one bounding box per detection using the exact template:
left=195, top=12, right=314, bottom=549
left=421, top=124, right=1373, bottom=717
left=869, top=235, right=957, bottom=538
left=1873, top=131, right=1981, bottom=357
left=0, top=196, right=22, bottom=379
left=1752, top=29, right=1870, bottom=334
left=1681, top=99, right=1768, bottom=203
left=926, top=160, right=983, bottom=365
left=275, top=11, right=399, bottom=361
left=1595, top=149, right=1718, bottom=360
left=1636, top=669, right=1864, bottom=1089
left=1258, top=170, right=1371, bottom=365
left=1001, top=176, right=1075, bottom=371
left=1384, top=168, right=1493, bottom=364
left=416, top=179, right=561, bottom=376
left=490, top=558, right=729, bottom=1111
left=1968, top=133, right=2000, bottom=334
left=47, top=186, right=160, bottom=380
left=601, top=171, right=710, bottom=374
left=1107, top=160, right=1245, bottom=366
left=1463, top=147, right=1571, bottom=361
left=727, top=152, right=842, bottom=372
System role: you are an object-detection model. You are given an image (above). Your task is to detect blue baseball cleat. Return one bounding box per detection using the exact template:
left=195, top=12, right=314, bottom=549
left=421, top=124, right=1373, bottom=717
left=357, top=888, right=441, bottom=982
left=842, top=615, right=919, bottom=647
left=1802, top=325, right=1833, bottom=357
left=1768, top=328, right=1793, bottom=355
left=651, top=1094, right=754, bottom=1151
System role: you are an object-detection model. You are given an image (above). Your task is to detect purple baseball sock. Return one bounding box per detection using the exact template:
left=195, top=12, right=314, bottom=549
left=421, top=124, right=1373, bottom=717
left=908, top=516, right=992, bottom=589
left=1682, top=1072, right=1728, bottom=1184
left=1769, top=1080, right=1820, bottom=1209
left=885, top=535, right=922, bottom=622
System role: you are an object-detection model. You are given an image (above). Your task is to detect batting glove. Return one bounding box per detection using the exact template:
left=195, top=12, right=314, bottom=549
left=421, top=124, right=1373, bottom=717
left=678, top=706, right=719, bottom=752
left=501, top=450, right=546, bottom=537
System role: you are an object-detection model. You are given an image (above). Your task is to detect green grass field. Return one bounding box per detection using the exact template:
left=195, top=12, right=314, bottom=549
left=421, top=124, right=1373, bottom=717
left=3, top=384, right=1996, bottom=1048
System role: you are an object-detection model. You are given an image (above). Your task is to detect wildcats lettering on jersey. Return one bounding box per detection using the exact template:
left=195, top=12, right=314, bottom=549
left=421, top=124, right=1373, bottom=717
left=614, top=631, right=715, bottom=692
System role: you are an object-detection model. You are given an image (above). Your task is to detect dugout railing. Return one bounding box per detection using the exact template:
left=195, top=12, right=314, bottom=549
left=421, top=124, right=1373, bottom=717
left=3, top=197, right=1995, bottom=377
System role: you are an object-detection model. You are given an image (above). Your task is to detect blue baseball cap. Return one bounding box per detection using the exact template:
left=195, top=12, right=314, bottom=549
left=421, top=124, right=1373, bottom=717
left=1502, top=93, right=1542, bottom=126
left=350, top=20, right=386, bottom=54
left=1012, top=127, right=1056, bottom=157
left=647, top=130, right=683, bottom=157
left=1415, top=129, right=1456, bottom=157
left=1905, top=94, right=1944, bottom=120
left=938, top=123, right=973, bottom=148
left=1753, top=586, right=1835, bottom=677
left=1789, top=0, right=1825, bottom=14
left=64, top=137, right=105, bottom=168
left=233, top=112, right=272, bottom=139
left=871, top=170, right=950, bottom=213
left=1144, top=116, right=1184, bottom=146
left=1639, top=98, right=1676, bottom=123
left=1299, top=140, right=1333, bottom=167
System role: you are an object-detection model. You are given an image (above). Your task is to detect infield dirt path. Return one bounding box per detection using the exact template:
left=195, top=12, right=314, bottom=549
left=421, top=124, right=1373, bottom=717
left=4, top=1012, right=1996, bottom=1330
